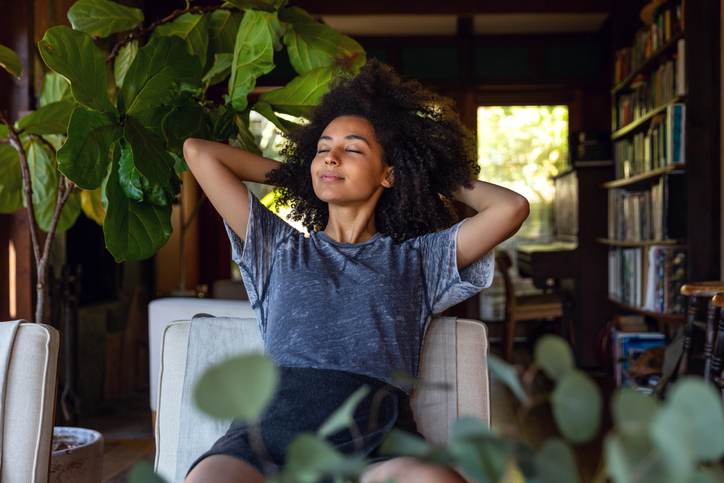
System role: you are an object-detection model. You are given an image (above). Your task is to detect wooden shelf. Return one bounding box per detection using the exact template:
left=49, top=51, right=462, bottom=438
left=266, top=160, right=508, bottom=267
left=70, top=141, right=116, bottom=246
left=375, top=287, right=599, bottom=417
left=611, top=95, right=686, bottom=140
left=608, top=298, right=685, bottom=324
left=602, top=164, right=686, bottom=189
left=611, top=31, right=685, bottom=95
left=597, top=238, right=686, bottom=247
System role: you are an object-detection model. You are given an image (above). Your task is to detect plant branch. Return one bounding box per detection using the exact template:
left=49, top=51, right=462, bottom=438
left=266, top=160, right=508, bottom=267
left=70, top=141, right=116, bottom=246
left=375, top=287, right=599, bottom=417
left=1, top=111, right=41, bottom=264
left=107, top=5, right=225, bottom=63
left=182, top=191, right=206, bottom=232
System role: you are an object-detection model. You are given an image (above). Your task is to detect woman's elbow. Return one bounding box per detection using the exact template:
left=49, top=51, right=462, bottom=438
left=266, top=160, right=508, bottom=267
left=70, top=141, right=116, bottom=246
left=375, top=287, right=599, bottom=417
left=183, top=137, right=203, bottom=163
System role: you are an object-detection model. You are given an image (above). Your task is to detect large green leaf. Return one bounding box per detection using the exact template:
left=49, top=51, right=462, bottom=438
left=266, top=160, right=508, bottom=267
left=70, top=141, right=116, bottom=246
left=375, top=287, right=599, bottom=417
left=280, top=7, right=365, bottom=75
left=208, top=104, right=236, bottom=141
left=193, top=352, right=278, bottom=421
left=257, top=66, right=337, bottom=118
left=228, top=9, right=284, bottom=112
left=207, top=9, right=243, bottom=54
left=535, top=438, right=581, bottom=483
left=251, top=100, right=300, bottom=136
left=153, top=13, right=210, bottom=66
left=80, top=187, right=105, bottom=225
left=231, top=113, right=263, bottom=155
left=551, top=370, right=602, bottom=444
left=39, top=72, right=73, bottom=107
left=120, top=35, right=202, bottom=118
left=0, top=43, right=22, bottom=79
left=16, top=100, right=75, bottom=135
left=123, top=117, right=177, bottom=196
left=534, top=334, right=575, bottom=382
left=202, top=53, right=232, bottom=88
left=114, top=40, right=138, bottom=88
left=117, top=137, right=173, bottom=206
left=160, top=100, right=210, bottom=153
left=0, top=144, right=23, bottom=213
left=67, top=0, right=144, bottom=38
left=103, top=148, right=172, bottom=261
left=57, top=107, right=120, bottom=189
left=0, top=124, right=7, bottom=140
left=26, top=139, right=80, bottom=233
left=37, top=26, right=115, bottom=113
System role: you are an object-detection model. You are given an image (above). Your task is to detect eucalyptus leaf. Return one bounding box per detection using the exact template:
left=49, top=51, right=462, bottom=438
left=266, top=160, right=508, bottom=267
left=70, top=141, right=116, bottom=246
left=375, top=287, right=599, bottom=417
left=80, top=188, right=105, bottom=224
left=114, top=40, right=139, bottom=88
left=605, top=431, right=671, bottom=483
left=257, top=66, right=338, bottom=118
left=0, top=144, right=23, bottom=213
left=16, top=100, right=75, bottom=135
left=284, top=433, right=367, bottom=482
left=153, top=13, right=210, bottom=66
left=317, top=385, right=370, bottom=438
left=228, top=9, right=283, bottom=112
left=487, top=354, right=528, bottom=404
left=448, top=435, right=513, bottom=483
left=57, top=107, right=121, bottom=189
left=67, top=0, right=144, bottom=38
left=26, top=139, right=80, bottom=233
left=208, top=9, right=243, bottom=54
left=103, top=148, right=172, bottom=261
left=450, top=416, right=494, bottom=441
left=193, top=352, right=278, bottom=421
left=0, top=43, right=22, bottom=78
left=379, top=429, right=432, bottom=458
left=120, top=35, right=202, bottom=118
left=534, top=334, right=575, bottom=381
left=551, top=370, right=602, bottom=444
left=612, top=388, right=659, bottom=432
left=39, top=72, right=72, bottom=107
left=280, top=7, right=365, bottom=75
left=129, top=461, right=167, bottom=483
left=38, top=26, right=115, bottom=112
left=535, top=438, right=580, bottom=483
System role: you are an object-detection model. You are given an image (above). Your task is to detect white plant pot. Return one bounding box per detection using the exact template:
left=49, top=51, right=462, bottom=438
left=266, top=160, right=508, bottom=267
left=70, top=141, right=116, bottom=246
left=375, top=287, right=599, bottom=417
left=49, top=427, right=104, bottom=483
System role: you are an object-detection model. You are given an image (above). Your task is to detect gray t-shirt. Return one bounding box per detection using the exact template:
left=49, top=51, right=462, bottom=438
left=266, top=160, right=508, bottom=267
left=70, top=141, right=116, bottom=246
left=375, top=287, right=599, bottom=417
left=224, top=190, right=495, bottom=393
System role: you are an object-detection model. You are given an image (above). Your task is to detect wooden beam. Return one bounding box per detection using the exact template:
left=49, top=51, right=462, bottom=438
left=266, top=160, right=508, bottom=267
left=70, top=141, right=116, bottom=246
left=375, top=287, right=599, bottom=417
left=294, top=0, right=611, bottom=15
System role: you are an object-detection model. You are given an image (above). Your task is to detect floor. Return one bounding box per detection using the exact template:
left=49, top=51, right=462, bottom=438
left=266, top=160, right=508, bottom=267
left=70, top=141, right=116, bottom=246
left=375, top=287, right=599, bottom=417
left=78, top=331, right=609, bottom=482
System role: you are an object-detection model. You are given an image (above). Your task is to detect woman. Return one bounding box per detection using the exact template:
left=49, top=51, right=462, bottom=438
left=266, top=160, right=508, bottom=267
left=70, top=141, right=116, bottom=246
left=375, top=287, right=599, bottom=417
left=183, top=59, right=529, bottom=483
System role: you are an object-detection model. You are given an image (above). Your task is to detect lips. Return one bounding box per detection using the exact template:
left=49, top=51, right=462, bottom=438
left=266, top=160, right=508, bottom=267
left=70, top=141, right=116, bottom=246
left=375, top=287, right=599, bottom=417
left=320, top=171, right=344, bottom=182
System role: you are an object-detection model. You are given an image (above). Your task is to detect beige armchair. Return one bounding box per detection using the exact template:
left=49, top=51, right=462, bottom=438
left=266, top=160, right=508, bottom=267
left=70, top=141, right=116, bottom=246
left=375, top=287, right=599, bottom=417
left=154, top=316, right=491, bottom=482
left=0, top=321, right=60, bottom=483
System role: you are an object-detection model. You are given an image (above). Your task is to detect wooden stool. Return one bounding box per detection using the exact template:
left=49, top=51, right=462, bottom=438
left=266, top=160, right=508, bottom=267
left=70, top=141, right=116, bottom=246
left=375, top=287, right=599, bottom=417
left=678, top=282, right=724, bottom=380
left=496, top=250, right=567, bottom=362
left=711, top=292, right=724, bottom=398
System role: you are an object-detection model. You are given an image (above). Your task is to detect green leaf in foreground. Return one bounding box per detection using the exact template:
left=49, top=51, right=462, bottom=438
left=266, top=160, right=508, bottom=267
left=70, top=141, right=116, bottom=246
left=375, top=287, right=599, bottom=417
left=317, top=385, right=369, bottom=438
left=16, top=100, right=75, bottom=135
left=487, top=353, right=528, bottom=404
left=193, top=352, right=278, bottom=421
left=534, top=334, right=575, bottom=381
left=129, top=461, right=167, bottom=483
left=535, top=438, right=581, bottom=483
left=551, top=370, right=601, bottom=444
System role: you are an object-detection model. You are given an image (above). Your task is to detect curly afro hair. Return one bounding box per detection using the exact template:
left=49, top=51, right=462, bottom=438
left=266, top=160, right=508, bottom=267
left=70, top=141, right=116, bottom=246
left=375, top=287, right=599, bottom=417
left=264, top=58, right=480, bottom=242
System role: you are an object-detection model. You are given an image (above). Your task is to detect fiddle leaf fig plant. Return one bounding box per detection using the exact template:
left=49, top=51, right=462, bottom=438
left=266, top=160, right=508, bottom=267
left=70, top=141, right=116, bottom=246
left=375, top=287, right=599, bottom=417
left=0, top=0, right=365, bottom=323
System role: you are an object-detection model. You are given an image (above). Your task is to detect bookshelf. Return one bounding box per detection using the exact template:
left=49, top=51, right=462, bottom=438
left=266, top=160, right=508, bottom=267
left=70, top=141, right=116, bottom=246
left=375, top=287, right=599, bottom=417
left=604, top=0, right=688, bottom=330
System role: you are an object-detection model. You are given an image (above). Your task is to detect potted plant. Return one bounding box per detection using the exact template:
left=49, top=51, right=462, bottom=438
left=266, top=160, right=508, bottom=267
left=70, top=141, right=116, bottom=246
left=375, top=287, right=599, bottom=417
left=0, top=0, right=365, bottom=480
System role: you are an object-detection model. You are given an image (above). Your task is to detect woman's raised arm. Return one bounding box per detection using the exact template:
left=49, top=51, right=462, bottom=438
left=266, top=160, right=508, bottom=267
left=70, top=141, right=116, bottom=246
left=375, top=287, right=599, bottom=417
left=182, top=138, right=282, bottom=239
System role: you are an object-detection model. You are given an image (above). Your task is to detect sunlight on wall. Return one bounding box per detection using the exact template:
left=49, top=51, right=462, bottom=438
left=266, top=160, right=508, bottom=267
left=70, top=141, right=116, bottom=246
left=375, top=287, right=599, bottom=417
left=8, top=240, right=16, bottom=319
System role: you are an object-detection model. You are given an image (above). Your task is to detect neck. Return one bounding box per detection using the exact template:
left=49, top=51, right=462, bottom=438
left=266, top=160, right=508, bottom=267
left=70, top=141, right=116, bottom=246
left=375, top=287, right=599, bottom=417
left=323, top=200, right=379, bottom=244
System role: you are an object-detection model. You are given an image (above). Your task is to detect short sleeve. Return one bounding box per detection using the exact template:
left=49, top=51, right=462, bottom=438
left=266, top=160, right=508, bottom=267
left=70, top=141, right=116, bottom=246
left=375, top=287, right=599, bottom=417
left=223, top=189, right=297, bottom=311
left=415, top=217, right=496, bottom=315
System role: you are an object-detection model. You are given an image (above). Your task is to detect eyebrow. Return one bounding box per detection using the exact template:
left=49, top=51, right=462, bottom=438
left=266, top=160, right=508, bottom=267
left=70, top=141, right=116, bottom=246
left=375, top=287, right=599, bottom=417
left=318, top=134, right=370, bottom=146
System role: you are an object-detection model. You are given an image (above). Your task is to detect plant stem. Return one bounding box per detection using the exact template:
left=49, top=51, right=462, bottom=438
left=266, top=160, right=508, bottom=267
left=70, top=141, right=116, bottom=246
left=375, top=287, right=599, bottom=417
left=107, top=5, right=225, bottom=63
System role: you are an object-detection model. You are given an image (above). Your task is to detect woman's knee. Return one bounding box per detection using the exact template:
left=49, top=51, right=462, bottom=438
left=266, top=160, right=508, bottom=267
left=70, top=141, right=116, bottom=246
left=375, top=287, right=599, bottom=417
left=360, top=456, right=467, bottom=483
left=184, top=454, right=264, bottom=483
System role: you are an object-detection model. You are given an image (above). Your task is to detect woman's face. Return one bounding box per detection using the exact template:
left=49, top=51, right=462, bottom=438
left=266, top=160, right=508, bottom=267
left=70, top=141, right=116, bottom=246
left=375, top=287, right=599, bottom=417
left=310, top=115, right=393, bottom=205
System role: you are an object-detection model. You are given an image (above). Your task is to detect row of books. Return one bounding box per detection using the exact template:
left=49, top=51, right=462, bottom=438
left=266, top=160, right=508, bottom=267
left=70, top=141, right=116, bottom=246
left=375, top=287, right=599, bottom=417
left=613, top=0, right=684, bottom=85
left=613, top=103, right=686, bottom=178
left=612, top=42, right=686, bottom=131
left=608, top=245, right=687, bottom=314
left=607, top=175, right=685, bottom=241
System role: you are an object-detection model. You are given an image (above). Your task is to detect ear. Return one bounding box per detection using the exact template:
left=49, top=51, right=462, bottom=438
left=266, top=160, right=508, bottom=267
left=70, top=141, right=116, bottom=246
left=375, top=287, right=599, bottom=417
left=382, top=166, right=395, bottom=188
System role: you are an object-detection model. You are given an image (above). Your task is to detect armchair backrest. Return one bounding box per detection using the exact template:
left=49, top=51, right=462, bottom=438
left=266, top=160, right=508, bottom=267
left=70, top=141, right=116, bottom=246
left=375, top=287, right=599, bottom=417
left=0, top=321, right=60, bottom=483
left=154, top=316, right=490, bottom=482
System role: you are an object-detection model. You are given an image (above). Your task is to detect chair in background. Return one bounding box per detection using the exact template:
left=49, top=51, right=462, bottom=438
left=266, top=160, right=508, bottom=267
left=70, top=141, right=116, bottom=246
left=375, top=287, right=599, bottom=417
left=0, top=320, right=60, bottom=482
left=153, top=315, right=491, bottom=483
left=496, top=249, right=566, bottom=362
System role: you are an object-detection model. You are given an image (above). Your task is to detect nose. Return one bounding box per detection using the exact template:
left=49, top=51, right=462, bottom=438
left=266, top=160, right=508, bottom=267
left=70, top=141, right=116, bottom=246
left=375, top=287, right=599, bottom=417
left=324, top=153, right=339, bottom=165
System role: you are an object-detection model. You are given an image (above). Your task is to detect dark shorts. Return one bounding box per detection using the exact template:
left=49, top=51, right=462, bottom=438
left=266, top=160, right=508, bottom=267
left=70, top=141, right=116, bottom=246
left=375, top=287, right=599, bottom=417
left=186, top=366, right=424, bottom=479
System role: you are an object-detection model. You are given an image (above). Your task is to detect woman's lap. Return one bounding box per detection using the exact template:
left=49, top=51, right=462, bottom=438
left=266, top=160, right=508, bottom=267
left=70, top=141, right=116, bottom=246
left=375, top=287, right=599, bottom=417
left=185, top=366, right=425, bottom=479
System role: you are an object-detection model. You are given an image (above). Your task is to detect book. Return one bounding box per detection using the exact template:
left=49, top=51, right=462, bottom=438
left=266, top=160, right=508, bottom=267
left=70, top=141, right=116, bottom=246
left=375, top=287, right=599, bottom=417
left=612, top=330, right=667, bottom=390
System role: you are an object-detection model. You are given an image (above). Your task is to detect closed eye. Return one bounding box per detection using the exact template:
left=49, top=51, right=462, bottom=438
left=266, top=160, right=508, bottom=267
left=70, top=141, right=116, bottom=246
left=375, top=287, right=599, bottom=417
left=316, top=149, right=362, bottom=153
